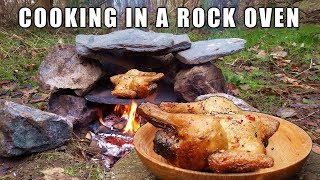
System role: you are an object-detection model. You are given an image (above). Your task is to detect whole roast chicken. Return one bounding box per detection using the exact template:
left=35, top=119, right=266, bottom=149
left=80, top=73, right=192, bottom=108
left=110, top=69, right=164, bottom=99
left=137, top=97, right=279, bottom=173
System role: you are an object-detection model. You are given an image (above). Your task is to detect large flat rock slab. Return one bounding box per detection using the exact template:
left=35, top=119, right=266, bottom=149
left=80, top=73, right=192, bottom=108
left=76, top=29, right=191, bottom=56
left=0, top=100, right=72, bottom=157
left=38, top=45, right=105, bottom=96
left=176, top=38, right=246, bottom=64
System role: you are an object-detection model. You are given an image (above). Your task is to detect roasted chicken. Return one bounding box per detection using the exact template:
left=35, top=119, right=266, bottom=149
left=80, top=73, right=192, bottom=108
left=110, top=69, right=164, bottom=99
left=160, top=96, right=243, bottom=115
left=138, top=98, right=279, bottom=173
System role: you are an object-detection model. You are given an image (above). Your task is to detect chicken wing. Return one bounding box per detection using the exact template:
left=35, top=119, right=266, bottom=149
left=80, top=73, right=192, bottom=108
left=110, top=69, right=164, bottom=99
left=138, top=102, right=278, bottom=172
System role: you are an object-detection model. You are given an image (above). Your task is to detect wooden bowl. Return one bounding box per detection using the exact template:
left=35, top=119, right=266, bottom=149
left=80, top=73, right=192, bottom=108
left=134, top=113, right=312, bottom=180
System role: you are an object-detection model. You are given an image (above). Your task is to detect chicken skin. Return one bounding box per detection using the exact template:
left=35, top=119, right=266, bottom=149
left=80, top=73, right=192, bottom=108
left=160, top=97, right=279, bottom=143
left=138, top=100, right=279, bottom=173
left=159, top=96, right=243, bottom=114
left=110, top=69, right=164, bottom=99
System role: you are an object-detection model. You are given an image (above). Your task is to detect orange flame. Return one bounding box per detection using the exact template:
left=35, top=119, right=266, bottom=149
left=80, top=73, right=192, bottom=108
left=98, top=109, right=105, bottom=125
left=113, top=101, right=141, bottom=133
left=123, top=101, right=140, bottom=133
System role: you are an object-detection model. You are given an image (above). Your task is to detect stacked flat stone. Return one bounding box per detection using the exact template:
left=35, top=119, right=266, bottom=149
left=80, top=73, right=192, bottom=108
left=38, top=28, right=246, bottom=101
left=74, top=29, right=246, bottom=101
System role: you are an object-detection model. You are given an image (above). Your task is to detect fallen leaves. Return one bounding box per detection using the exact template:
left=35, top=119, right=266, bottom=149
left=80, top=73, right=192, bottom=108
left=239, top=84, right=250, bottom=91
left=258, top=86, right=285, bottom=96
left=0, top=81, right=49, bottom=108
left=276, top=108, right=297, bottom=119
left=274, top=59, right=291, bottom=68
left=270, top=51, right=288, bottom=60
left=312, top=143, right=320, bottom=155
left=256, top=50, right=267, bottom=58
left=241, top=65, right=257, bottom=71
left=29, top=93, right=49, bottom=103
left=275, top=73, right=300, bottom=85
left=226, top=83, right=240, bottom=96
left=275, top=73, right=315, bottom=90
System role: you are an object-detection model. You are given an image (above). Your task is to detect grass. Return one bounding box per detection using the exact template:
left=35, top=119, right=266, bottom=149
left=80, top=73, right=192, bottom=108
left=0, top=28, right=75, bottom=85
left=185, top=24, right=320, bottom=112
left=0, top=25, right=319, bottom=179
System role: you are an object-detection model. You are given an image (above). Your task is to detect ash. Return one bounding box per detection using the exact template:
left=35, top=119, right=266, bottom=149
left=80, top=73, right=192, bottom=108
left=88, top=132, right=134, bottom=169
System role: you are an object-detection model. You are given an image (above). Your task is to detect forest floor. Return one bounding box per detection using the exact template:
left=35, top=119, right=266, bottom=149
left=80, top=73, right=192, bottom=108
left=0, top=25, right=319, bottom=179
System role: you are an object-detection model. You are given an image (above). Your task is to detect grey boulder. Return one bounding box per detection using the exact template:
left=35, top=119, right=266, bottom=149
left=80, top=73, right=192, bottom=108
left=0, top=99, right=73, bottom=157
left=48, top=92, right=99, bottom=127
left=174, top=63, right=227, bottom=102
left=176, top=38, right=246, bottom=64
left=38, top=45, right=105, bottom=96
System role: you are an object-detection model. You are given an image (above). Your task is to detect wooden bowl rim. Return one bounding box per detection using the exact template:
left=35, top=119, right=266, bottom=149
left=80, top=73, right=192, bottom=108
left=134, top=112, right=312, bottom=177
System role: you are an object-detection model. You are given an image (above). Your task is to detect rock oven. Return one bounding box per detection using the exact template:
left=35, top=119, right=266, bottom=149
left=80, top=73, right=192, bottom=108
left=0, top=29, right=246, bottom=169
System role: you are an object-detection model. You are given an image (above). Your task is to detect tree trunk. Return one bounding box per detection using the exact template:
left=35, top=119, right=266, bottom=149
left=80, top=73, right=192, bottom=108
left=34, top=0, right=53, bottom=10
left=60, top=0, right=71, bottom=7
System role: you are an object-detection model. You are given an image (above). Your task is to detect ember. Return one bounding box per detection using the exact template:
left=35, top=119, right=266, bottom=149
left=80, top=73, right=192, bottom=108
left=87, top=100, right=142, bottom=169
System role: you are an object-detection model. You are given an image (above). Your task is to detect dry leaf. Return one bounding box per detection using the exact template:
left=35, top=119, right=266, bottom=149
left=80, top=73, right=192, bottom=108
left=272, top=46, right=284, bottom=51
left=1, top=82, right=17, bottom=91
left=275, top=73, right=300, bottom=85
left=248, top=45, right=260, bottom=52
left=290, top=63, right=301, bottom=72
left=276, top=108, right=297, bottom=118
left=274, top=59, right=291, bottom=67
left=11, top=34, right=23, bottom=41
left=18, top=87, right=39, bottom=103
left=306, top=121, right=318, bottom=127
left=242, top=66, right=257, bottom=71
left=240, top=84, right=250, bottom=91
left=31, top=51, right=37, bottom=57
left=256, top=50, right=267, bottom=58
left=29, top=93, right=49, bottom=103
left=270, top=51, right=288, bottom=59
left=258, top=87, right=284, bottom=96
left=24, top=63, right=36, bottom=71
left=226, top=83, right=240, bottom=96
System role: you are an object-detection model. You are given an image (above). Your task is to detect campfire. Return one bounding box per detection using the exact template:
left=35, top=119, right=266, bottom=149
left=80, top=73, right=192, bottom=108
left=87, top=101, right=143, bottom=169
left=10, top=29, right=247, bottom=173
left=99, top=101, right=141, bottom=133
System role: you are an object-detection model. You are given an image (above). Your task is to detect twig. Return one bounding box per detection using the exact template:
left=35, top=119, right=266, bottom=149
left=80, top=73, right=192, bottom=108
left=227, top=58, right=239, bottom=66
left=294, top=59, right=313, bottom=77
left=295, top=110, right=320, bottom=121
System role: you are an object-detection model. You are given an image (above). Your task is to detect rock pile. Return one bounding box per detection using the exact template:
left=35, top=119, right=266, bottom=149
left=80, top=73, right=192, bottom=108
left=0, top=29, right=247, bottom=158
left=38, top=29, right=246, bottom=102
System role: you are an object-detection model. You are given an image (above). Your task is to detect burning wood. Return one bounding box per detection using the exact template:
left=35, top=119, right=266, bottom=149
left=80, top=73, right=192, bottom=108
left=87, top=100, right=142, bottom=169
